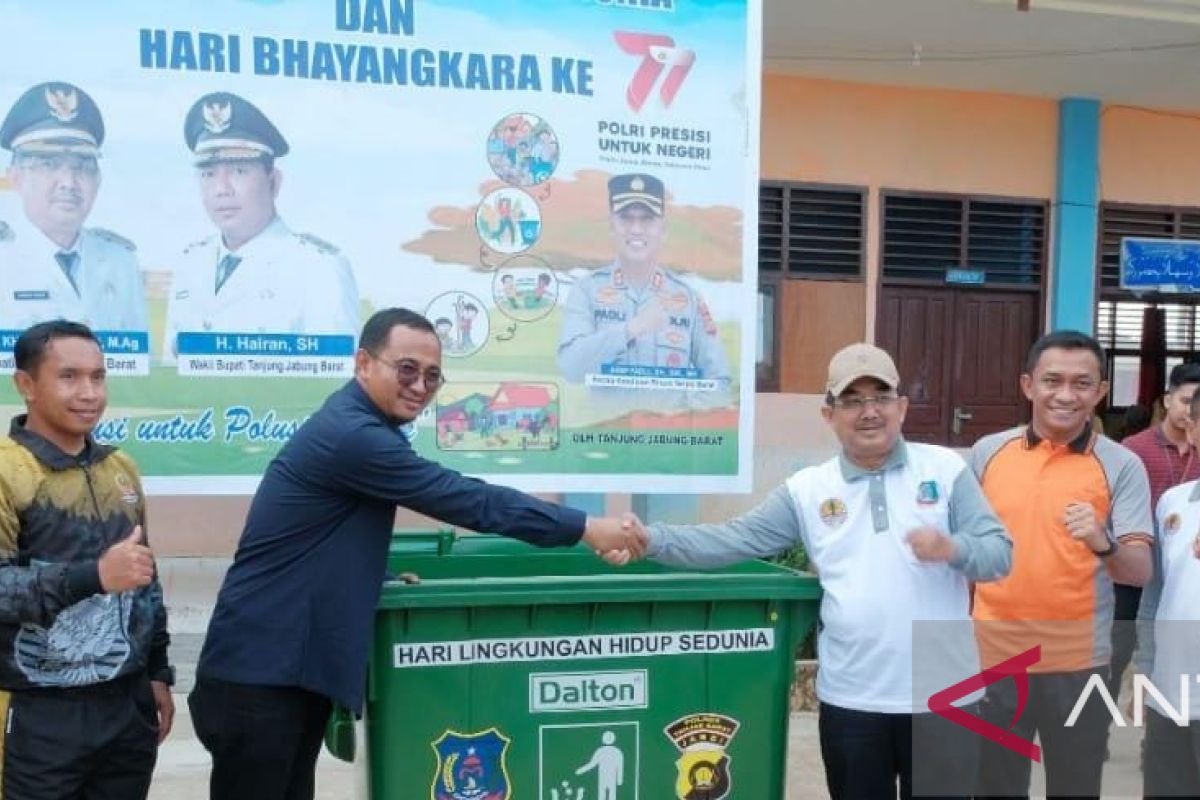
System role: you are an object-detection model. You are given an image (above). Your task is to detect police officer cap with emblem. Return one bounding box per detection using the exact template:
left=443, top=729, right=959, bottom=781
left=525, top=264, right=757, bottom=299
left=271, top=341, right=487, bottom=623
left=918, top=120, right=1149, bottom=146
left=184, top=92, right=288, bottom=166
left=0, top=81, right=104, bottom=157
left=608, top=173, right=665, bottom=216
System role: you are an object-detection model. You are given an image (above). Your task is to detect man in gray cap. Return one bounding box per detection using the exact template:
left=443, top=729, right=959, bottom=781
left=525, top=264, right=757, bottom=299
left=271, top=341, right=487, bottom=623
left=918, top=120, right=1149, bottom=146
left=615, top=343, right=1013, bottom=799
left=163, top=91, right=360, bottom=361
left=556, top=173, right=732, bottom=410
left=0, top=81, right=147, bottom=333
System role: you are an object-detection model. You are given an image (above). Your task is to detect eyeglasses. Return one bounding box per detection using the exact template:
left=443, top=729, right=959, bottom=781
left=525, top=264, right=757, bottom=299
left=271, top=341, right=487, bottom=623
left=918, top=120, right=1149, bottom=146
left=17, top=154, right=99, bottom=177
left=830, top=394, right=900, bottom=412
left=369, top=353, right=445, bottom=391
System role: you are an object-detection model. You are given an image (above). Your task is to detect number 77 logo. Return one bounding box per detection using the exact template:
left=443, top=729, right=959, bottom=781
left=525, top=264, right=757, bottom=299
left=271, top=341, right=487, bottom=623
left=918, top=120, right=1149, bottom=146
left=927, top=645, right=1043, bottom=763
left=614, top=31, right=696, bottom=112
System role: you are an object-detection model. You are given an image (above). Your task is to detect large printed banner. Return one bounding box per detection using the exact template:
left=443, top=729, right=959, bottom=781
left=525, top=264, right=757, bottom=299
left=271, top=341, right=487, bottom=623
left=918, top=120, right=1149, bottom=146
left=0, top=0, right=761, bottom=494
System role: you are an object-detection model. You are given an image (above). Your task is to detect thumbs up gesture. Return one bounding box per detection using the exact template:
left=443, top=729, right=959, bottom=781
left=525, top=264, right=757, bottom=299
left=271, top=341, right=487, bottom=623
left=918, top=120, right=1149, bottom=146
left=98, top=525, right=155, bottom=593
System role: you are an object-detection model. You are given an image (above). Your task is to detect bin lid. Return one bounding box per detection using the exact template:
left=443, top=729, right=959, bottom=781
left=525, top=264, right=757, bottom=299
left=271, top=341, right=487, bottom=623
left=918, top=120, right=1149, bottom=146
left=378, top=547, right=821, bottom=609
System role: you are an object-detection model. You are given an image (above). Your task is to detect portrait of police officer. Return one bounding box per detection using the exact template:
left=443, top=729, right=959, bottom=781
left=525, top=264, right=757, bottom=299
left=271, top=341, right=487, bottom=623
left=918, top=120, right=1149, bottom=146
left=0, top=81, right=147, bottom=332
left=557, top=173, right=732, bottom=408
left=162, top=91, right=360, bottom=361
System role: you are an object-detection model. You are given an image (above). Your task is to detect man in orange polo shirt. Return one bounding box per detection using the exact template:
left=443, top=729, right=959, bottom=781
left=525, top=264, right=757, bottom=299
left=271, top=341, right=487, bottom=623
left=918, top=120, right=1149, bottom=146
left=970, top=330, right=1153, bottom=797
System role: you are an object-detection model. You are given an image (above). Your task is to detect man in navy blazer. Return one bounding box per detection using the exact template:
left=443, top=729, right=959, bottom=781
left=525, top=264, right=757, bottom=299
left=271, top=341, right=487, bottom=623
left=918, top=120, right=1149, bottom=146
left=188, top=307, right=642, bottom=800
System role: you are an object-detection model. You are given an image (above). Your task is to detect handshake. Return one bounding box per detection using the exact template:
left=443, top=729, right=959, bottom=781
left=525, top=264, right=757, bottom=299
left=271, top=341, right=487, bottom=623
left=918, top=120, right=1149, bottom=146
left=580, top=513, right=650, bottom=566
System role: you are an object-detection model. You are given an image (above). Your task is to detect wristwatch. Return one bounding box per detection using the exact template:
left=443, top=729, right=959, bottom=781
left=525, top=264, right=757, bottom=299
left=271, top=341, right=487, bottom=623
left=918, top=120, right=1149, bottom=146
left=1091, top=539, right=1118, bottom=558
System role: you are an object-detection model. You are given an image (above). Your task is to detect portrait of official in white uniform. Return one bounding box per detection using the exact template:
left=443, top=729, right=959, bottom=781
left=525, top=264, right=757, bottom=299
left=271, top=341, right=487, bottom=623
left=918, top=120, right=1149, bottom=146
left=162, top=91, right=360, bottom=362
left=0, top=82, right=147, bottom=333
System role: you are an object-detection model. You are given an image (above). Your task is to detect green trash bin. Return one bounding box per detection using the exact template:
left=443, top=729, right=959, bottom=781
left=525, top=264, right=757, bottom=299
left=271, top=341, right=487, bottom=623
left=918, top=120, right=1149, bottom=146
left=328, top=533, right=821, bottom=799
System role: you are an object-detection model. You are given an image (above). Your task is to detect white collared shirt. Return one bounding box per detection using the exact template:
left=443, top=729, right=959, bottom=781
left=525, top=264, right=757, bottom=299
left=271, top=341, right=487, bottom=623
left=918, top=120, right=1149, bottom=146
left=162, top=216, right=360, bottom=361
left=1137, top=479, right=1200, bottom=720
left=648, top=441, right=1012, bottom=713
left=0, top=215, right=147, bottom=332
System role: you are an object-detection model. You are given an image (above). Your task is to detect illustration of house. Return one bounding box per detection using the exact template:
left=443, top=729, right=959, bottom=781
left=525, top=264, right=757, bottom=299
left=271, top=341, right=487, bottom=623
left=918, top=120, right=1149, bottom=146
left=436, top=393, right=491, bottom=434
left=489, top=383, right=553, bottom=429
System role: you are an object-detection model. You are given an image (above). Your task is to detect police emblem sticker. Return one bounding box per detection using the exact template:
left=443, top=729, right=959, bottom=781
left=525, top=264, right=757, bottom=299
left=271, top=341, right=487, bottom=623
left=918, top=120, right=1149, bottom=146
left=1164, top=513, right=1182, bottom=535
left=664, top=713, right=739, bottom=800
left=818, top=498, right=848, bottom=528
left=916, top=480, right=939, bottom=506
left=431, top=727, right=512, bottom=800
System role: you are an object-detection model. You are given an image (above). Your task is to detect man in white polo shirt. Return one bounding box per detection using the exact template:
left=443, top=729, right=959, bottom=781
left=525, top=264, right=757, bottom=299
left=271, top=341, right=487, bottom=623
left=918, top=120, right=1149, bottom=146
left=619, top=343, right=1012, bottom=799
left=1136, top=388, right=1200, bottom=797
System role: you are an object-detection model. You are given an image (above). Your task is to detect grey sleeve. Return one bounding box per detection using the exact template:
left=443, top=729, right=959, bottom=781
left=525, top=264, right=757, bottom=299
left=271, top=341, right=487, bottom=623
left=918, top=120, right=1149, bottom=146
left=966, top=429, right=1022, bottom=483
left=946, top=466, right=1012, bottom=582
left=967, top=444, right=984, bottom=479
left=556, top=281, right=629, bottom=382
left=0, top=561, right=102, bottom=627
left=1107, top=449, right=1154, bottom=542
left=647, top=484, right=804, bottom=569
left=1134, top=504, right=1166, bottom=675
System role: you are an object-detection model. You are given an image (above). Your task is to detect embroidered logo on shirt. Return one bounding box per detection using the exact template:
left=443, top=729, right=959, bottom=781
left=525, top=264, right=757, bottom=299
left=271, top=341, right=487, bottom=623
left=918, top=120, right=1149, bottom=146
left=818, top=498, right=848, bottom=528
left=114, top=472, right=140, bottom=505
left=1164, top=513, right=1181, bottom=535
left=917, top=480, right=940, bottom=506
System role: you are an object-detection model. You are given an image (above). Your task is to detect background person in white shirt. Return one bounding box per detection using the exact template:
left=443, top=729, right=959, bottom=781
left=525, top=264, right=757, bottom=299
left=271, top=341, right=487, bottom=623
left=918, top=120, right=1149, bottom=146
left=1136, top=388, right=1200, bottom=798
left=615, top=343, right=1012, bottom=800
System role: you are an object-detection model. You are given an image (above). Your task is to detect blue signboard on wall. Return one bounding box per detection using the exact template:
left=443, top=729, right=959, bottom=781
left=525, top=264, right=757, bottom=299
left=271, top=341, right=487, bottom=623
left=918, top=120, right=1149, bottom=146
left=1121, top=237, right=1200, bottom=292
left=946, top=268, right=986, bottom=285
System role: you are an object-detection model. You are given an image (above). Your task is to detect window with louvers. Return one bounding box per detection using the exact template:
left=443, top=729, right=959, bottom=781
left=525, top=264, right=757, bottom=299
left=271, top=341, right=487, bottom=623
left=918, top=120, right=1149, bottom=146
left=1098, top=204, right=1200, bottom=297
left=1095, top=301, right=1200, bottom=353
left=1095, top=203, right=1200, bottom=406
left=756, top=183, right=864, bottom=392
left=881, top=193, right=1046, bottom=286
left=759, top=183, right=864, bottom=279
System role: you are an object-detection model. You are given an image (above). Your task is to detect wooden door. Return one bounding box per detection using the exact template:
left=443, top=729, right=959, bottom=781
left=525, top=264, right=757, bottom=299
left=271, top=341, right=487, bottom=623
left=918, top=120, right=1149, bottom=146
left=949, top=290, right=1037, bottom=446
left=878, top=286, right=1038, bottom=445
left=877, top=287, right=953, bottom=443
